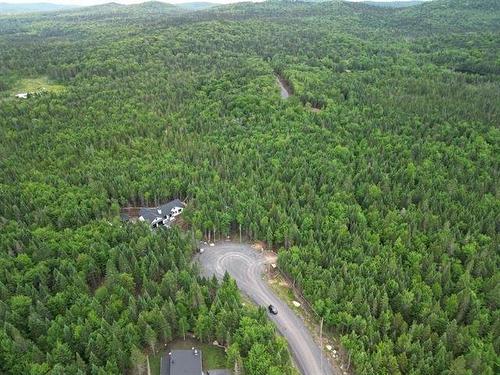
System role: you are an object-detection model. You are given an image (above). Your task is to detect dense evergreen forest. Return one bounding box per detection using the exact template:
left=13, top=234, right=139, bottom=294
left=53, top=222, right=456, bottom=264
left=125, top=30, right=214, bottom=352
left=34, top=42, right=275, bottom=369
left=0, top=0, right=498, bottom=374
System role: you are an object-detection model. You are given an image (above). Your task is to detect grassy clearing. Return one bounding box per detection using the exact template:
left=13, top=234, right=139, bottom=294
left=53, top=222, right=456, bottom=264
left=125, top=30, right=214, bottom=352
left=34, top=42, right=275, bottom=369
left=149, top=337, right=227, bottom=375
left=8, top=76, right=65, bottom=96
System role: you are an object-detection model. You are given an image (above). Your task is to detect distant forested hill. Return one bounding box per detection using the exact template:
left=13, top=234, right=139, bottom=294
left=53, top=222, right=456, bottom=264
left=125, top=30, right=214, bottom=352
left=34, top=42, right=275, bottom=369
left=0, top=0, right=498, bottom=374
left=177, top=2, right=220, bottom=11
left=0, top=2, right=78, bottom=13
left=361, top=1, right=426, bottom=8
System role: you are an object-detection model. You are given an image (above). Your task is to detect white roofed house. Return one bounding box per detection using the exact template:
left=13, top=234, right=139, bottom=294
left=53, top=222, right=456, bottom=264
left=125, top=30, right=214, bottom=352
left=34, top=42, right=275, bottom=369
left=138, top=199, right=186, bottom=229
left=15, top=93, right=28, bottom=99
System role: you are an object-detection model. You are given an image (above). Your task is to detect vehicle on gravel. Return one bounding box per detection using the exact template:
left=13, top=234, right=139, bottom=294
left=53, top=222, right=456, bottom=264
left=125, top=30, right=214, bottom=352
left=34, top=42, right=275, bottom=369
left=268, top=304, right=278, bottom=315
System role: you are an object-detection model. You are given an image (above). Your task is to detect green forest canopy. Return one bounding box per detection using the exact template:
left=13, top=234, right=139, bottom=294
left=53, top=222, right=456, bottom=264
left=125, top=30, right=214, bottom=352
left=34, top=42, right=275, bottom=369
left=0, top=0, right=498, bottom=374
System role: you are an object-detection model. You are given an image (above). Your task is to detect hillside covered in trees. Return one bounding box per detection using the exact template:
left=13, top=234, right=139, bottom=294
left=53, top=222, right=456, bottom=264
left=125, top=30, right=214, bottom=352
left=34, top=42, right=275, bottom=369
left=0, top=0, right=498, bottom=374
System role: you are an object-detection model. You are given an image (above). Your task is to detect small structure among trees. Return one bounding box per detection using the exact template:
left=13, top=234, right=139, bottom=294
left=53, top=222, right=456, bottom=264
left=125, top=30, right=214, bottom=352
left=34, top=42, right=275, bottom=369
left=137, top=199, right=186, bottom=228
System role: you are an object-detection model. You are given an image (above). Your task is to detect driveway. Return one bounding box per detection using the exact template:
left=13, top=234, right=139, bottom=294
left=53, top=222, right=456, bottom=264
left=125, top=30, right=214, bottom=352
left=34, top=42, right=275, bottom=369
left=195, top=241, right=336, bottom=375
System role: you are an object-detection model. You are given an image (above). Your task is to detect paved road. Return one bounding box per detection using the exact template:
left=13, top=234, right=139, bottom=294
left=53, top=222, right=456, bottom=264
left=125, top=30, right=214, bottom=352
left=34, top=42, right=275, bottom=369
left=195, top=242, right=335, bottom=375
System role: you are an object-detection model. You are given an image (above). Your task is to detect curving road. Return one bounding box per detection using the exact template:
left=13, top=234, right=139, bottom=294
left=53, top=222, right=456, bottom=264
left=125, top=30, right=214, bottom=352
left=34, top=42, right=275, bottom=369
left=195, top=241, right=335, bottom=375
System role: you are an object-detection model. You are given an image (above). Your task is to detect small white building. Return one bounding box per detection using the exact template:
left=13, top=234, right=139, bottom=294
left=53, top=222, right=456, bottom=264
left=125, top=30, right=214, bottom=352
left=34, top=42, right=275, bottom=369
left=15, top=93, right=28, bottom=99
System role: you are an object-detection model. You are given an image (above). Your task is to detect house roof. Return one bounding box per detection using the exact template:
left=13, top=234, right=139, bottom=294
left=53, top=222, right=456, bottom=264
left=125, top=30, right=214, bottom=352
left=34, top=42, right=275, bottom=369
left=169, top=349, right=202, bottom=375
left=139, top=199, right=185, bottom=223
left=158, top=199, right=185, bottom=216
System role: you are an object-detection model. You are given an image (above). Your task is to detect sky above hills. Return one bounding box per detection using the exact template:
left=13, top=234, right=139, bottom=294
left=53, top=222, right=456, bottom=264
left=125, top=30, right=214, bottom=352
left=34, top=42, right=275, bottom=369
left=0, top=0, right=424, bottom=6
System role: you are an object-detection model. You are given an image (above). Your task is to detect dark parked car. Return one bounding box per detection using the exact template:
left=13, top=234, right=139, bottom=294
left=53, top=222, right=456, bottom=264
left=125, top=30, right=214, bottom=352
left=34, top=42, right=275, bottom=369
left=268, top=304, right=278, bottom=315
